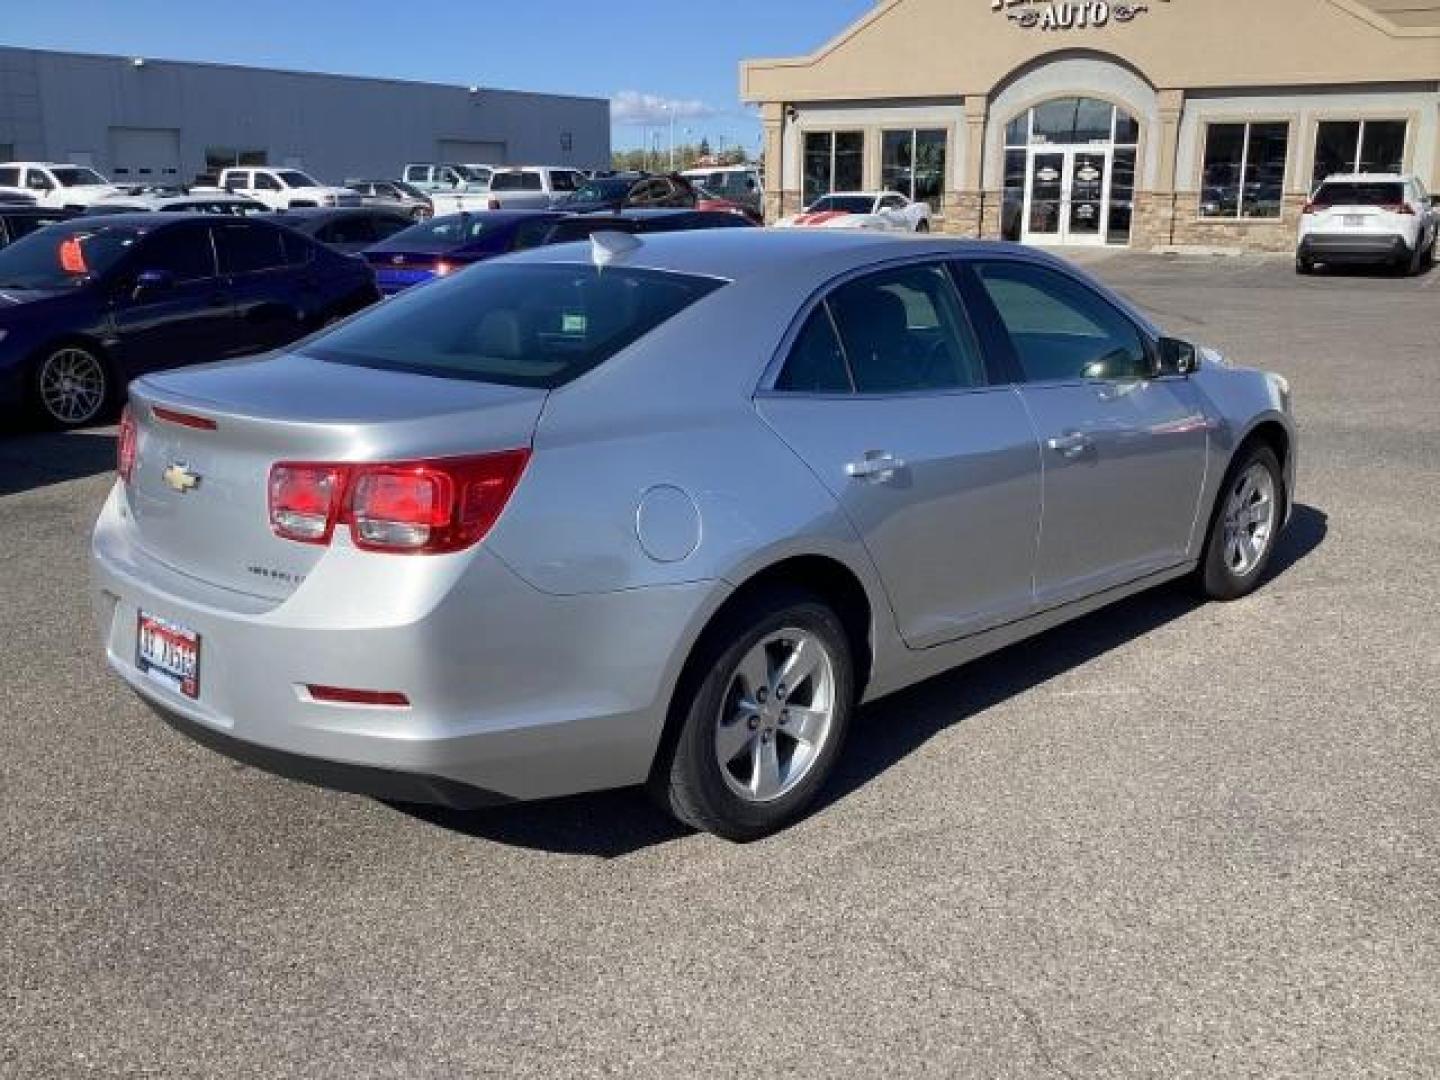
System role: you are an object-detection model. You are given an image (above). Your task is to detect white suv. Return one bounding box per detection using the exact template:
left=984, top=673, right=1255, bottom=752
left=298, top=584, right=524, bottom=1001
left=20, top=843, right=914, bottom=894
left=218, top=167, right=360, bottom=210
left=0, top=162, right=124, bottom=210
left=1298, top=173, right=1437, bottom=275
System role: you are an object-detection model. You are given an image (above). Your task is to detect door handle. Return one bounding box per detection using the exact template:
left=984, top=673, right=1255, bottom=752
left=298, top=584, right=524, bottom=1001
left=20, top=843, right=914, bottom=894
left=1046, top=432, right=1092, bottom=459
left=846, top=450, right=905, bottom=482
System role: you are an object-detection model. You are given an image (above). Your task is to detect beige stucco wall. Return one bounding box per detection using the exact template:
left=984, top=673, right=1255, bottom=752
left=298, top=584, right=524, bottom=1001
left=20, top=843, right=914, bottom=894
left=744, top=0, right=1440, bottom=247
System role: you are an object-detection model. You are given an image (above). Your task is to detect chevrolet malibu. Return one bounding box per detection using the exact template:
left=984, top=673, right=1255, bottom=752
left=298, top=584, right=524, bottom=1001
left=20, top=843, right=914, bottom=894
left=92, top=231, right=1296, bottom=840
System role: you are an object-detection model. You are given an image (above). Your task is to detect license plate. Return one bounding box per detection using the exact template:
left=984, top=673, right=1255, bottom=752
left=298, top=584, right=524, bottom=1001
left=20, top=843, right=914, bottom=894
left=1343, top=214, right=1367, bottom=228
left=136, top=611, right=201, bottom=699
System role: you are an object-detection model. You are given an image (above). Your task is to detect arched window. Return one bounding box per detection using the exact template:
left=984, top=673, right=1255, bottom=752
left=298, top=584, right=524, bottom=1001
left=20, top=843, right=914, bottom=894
left=1004, top=98, right=1139, bottom=148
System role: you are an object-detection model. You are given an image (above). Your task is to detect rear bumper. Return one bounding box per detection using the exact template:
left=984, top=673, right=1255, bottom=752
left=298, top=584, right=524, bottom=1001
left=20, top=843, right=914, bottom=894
left=1298, top=233, right=1411, bottom=263
left=92, top=483, right=725, bottom=805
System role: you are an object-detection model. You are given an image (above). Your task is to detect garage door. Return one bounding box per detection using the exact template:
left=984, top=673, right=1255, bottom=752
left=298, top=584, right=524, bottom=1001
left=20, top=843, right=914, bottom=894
left=438, top=140, right=506, bottom=166
left=108, top=127, right=182, bottom=185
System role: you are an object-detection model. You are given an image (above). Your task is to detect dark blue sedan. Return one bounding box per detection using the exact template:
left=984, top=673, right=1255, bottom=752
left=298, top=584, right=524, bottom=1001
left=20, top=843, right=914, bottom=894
left=362, top=211, right=566, bottom=295
left=0, top=213, right=379, bottom=427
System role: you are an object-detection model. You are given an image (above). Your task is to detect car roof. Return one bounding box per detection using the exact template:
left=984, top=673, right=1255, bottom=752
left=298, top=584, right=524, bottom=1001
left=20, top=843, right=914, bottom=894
left=505, top=227, right=1052, bottom=281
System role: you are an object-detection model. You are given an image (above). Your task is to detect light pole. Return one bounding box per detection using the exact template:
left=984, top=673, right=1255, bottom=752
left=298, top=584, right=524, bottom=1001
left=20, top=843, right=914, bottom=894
left=664, top=104, right=675, bottom=171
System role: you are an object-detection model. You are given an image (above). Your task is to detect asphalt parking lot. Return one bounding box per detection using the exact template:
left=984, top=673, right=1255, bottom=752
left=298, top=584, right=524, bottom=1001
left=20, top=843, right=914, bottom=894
left=2, top=252, right=1437, bottom=1078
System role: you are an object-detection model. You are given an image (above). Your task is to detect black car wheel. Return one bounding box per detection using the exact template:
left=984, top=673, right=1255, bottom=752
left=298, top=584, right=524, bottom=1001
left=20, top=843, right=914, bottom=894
left=32, top=343, right=112, bottom=429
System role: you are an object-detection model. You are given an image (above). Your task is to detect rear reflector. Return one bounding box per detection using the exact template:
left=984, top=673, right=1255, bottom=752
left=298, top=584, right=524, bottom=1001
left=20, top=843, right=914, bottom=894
left=306, top=685, right=410, bottom=708
left=268, top=450, right=531, bottom=554
left=152, top=405, right=218, bottom=431
left=117, top=405, right=137, bottom=483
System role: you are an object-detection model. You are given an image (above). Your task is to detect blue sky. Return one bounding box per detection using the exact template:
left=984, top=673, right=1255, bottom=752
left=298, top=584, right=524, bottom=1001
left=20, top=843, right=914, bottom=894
left=2, top=1, right=875, bottom=152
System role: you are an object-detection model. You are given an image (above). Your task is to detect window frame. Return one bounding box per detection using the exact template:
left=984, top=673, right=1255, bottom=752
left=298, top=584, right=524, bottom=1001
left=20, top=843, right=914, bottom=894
left=1310, top=117, right=1409, bottom=191
left=953, top=256, right=1163, bottom=387
left=130, top=221, right=221, bottom=285
left=758, top=255, right=1011, bottom=400
left=879, top=127, right=949, bottom=209
left=1197, top=119, right=1291, bottom=221
left=802, top=129, right=865, bottom=208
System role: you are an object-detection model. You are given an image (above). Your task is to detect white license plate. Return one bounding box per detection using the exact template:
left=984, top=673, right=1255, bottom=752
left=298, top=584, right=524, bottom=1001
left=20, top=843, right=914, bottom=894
left=137, top=611, right=201, bottom=699
left=1342, top=214, right=1367, bottom=228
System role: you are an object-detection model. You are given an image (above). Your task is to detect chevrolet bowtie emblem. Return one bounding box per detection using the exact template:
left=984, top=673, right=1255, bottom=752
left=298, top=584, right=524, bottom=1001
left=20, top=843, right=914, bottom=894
left=163, top=462, right=201, bottom=494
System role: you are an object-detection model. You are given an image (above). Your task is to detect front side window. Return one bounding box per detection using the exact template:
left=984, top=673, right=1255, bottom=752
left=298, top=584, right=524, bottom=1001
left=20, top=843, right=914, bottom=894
left=825, top=265, right=986, bottom=395
left=881, top=129, right=947, bottom=209
left=0, top=167, right=22, bottom=187
left=51, top=167, right=107, bottom=188
left=807, top=195, right=876, bottom=215
left=1199, top=122, right=1288, bottom=219
left=26, top=170, right=54, bottom=192
left=490, top=171, right=543, bottom=192
left=213, top=222, right=287, bottom=274
left=134, top=224, right=217, bottom=283
left=254, top=173, right=281, bottom=192
left=803, top=131, right=863, bottom=207
left=550, top=171, right=578, bottom=192
left=1311, top=119, right=1407, bottom=189
left=275, top=170, right=319, bottom=189
left=974, top=261, right=1150, bottom=383
left=306, top=263, right=724, bottom=388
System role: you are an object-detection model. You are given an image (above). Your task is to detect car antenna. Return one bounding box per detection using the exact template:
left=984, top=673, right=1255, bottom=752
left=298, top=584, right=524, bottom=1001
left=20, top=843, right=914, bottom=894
left=591, top=230, right=641, bottom=268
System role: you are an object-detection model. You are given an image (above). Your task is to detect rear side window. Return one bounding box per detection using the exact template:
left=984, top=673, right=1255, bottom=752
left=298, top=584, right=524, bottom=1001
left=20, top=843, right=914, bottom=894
left=1312, top=182, right=1406, bottom=206
left=214, top=222, right=287, bottom=273
left=974, top=261, right=1150, bottom=383
left=403, top=166, right=427, bottom=183
left=0, top=167, right=20, bottom=187
left=307, top=263, right=724, bottom=389
left=777, top=308, right=851, bottom=393
left=317, top=215, right=378, bottom=245
left=826, top=265, right=987, bottom=394
left=491, top=171, right=542, bottom=192
left=223, top=172, right=249, bottom=191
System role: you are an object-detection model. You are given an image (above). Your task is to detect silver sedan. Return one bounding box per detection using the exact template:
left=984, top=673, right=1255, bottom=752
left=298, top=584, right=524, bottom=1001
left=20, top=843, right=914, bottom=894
left=92, top=230, right=1296, bottom=840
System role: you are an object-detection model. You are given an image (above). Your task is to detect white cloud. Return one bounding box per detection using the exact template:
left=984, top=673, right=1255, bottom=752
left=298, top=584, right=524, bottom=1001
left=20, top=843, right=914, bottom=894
left=611, top=91, right=721, bottom=127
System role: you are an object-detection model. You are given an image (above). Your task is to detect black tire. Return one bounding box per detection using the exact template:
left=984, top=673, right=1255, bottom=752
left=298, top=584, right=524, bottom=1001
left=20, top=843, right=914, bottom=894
left=29, top=342, right=114, bottom=430
left=1405, top=242, right=1426, bottom=277
left=1193, top=443, right=1284, bottom=601
left=1295, top=255, right=1314, bottom=275
left=650, top=588, right=855, bottom=841
left=914, top=220, right=930, bottom=234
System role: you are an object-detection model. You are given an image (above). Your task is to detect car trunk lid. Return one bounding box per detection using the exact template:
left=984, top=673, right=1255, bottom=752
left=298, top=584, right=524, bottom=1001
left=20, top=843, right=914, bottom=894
left=124, top=352, right=547, bottom=600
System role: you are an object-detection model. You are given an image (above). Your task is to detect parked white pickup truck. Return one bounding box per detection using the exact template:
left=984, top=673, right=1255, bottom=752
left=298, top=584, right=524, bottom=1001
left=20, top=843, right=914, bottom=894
left=217, top=167, right=361, bottom=210
left=0, top=162, right=124, bottom=210
left=428, top=166, right=587, bottom=214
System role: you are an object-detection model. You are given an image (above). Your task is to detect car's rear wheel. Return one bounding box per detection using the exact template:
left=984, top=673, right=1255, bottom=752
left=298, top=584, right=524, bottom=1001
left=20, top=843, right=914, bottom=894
left=1295, top=255, right=1314, bottom=275
left=914, top=220, right=930, bottom=234
left=1194, top=443, right=1283, bottom=601
left=31, top=343, right=111, bottom=429
left=652, top=589, right=854, bottom=841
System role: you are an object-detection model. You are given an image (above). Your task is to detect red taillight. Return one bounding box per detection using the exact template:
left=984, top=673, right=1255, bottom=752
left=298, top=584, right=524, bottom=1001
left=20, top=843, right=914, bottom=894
left=267, top=450, right=530, bottom=554
left=434, top=260, right=454, bottom=277
left=116, top=405, right=137, bottom=483
left=306, top=685, right=410, bottom=708
left=1386, top=203, right=1416, bottom=216
left=152, top=405, right=218, bottom=430
left=269, top=464, right=347, bottom=544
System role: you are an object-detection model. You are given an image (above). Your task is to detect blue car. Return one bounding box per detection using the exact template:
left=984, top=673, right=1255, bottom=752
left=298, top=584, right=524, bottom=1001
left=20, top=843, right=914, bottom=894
left=0, top=213, right=380, bottom=428
left=362, top=210, right=566, bottom=295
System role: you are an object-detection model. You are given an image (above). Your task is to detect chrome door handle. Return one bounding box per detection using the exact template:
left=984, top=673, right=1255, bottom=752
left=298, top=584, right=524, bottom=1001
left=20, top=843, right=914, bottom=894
left=1046, top=432, right=1092, bottom=459
left=845, top=450, right=904, bottom=482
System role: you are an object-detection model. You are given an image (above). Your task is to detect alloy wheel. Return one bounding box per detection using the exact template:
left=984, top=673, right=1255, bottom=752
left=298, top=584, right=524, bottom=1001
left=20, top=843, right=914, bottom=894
left=1221, top=462, right=1277, bottom=576
left=714, top=629, right=837, bottom=803
left=38, top=347, right=107, bottom=426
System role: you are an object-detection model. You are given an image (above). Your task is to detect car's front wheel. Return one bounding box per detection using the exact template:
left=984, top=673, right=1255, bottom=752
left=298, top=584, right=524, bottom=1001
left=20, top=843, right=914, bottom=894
left=1295, top=254, right=1314, bottom=275
left=1194, top=443, right=1284, bottom=600
left=31, top=343, right=112, bottom=429
left=914, top=220, right=930, bottom=233
left=653, top=589, right=855, bottom=841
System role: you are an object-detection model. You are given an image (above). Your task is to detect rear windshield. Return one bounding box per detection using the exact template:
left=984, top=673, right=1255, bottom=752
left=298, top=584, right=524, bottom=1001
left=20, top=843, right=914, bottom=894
left=379, top=214, right=509, bottom=250
left=1313, top=182, right=1406, bottom=206
left=305, top=262, right=724, bottom=389
left=0, top=223, right=143, bottom=289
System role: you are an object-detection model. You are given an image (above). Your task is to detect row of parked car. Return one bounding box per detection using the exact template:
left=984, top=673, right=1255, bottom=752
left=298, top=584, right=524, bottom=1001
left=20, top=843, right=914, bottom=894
left=0, top=196, right=759, bottom=429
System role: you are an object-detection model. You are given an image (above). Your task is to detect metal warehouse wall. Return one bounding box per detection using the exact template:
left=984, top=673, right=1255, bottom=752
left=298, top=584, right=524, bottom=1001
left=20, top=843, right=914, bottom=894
left=0, top=46, right=611, bottom=183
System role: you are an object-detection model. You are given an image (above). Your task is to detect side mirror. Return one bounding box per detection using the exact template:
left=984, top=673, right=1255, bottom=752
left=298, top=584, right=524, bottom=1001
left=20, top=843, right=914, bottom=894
left=1158, top=336, right=1200, bottom=376
left=132, top=268, right=174, bottom=300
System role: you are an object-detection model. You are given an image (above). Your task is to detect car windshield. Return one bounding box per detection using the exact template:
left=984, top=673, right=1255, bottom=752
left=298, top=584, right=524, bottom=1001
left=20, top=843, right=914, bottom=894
left=384, top=214, right=505, bottom=248
left=570, top=178, right=633, bottom=202
left=305, top=262, right=724, bottom=389
left=1313, top=182, right=1406, bottom=206
left=808, top=196, right=875, bottom=214
left=275, top=170, right=320, bottom=189
left=0, top=223, right=143, bottom=289
left=51, top=167, right=108, bottom=187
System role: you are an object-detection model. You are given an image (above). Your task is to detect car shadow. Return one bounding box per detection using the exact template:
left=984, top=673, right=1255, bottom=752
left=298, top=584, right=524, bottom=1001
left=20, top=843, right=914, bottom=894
left=387, top=504, right=1328, bottom=858
left=0, top=426, right=118, bottom=497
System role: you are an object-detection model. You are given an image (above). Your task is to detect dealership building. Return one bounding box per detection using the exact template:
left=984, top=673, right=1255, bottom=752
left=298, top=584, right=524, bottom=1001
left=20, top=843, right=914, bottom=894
left=742, top=0, right=1440, bottom=250
left=0, top=46, right=610, bottom=186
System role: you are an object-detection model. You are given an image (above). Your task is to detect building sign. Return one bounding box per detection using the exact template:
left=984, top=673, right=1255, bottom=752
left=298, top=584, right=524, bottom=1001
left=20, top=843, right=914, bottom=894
left=990, top=0, right=1168, bottom=31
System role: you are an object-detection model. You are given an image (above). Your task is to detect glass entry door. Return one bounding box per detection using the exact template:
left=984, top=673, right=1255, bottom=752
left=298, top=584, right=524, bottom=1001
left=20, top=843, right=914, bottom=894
left=1022, top=148, right=1111, bottom=246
